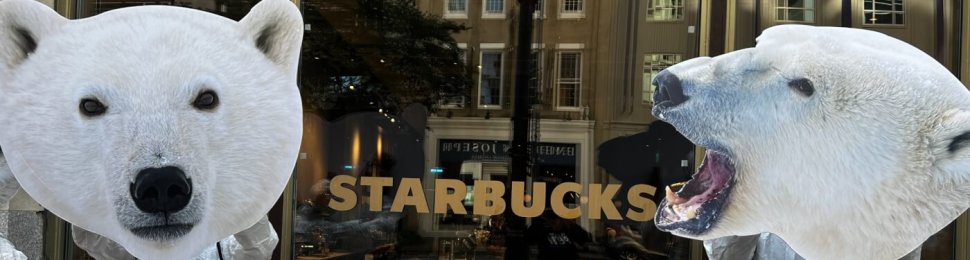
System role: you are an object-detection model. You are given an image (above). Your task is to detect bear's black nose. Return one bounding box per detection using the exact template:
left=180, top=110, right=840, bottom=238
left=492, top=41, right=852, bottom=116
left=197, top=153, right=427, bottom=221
left=130, top=166, right=192, bottom=214
left=652, top=70, right=688, bottom=108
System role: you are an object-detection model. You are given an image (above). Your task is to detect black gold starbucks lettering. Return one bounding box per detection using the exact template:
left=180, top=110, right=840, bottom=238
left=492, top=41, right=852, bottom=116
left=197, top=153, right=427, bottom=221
left=326, top=176, right=658, bottom=221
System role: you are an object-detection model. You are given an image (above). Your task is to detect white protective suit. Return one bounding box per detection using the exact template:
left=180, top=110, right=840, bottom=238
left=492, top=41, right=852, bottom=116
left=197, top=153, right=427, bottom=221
left=73, top=215, right=279, bottom=260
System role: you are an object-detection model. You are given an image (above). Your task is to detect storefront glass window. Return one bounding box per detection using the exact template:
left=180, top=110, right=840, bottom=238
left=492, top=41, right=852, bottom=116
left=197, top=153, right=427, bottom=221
left=16, top=0, right=963, bottom=260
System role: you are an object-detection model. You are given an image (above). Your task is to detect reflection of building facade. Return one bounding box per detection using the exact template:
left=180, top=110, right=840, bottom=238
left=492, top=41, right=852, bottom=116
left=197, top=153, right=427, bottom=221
left=419, top=119, right=594, bottom=234
left=15, top=0, right=970, bottom=259
left=416, top=0, right=610, bottom=240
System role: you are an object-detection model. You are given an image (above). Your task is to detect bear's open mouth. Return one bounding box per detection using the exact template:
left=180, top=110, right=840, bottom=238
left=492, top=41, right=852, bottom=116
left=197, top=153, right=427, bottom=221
left=129, top=223, right=194, bottom=241
left=654, top=149, right=736, bottom=235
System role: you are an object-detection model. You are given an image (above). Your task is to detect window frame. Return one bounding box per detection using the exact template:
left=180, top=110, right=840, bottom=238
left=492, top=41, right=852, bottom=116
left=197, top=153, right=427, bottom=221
left=862, top=0, right=905, bottom=26
left=643, top=53, right=682, bottom=104
left=559, top=0, right=585, bottom=19
left=478, top=44, right=505, bottom=110
left=555, top=47, right=583, bottom=111
left=645, top=0, right=685, bottom=22
left=482, top=0, right=506, bottom=19
left=443, top=0, right=468, bottom=19
left=775, top=0, right=816, bottom=23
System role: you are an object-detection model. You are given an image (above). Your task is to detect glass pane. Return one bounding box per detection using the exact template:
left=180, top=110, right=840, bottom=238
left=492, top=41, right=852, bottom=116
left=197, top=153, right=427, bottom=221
left=874, top=0, right=893, bottom=11
left=486, top=0, right=504, bottom=13
left=864, top=11, right=874, bottom=23
left=788, top=9, right=804, bottom=21
left=558, top=83, right=578, bottom=107
left=875, top=12, right=893, bottom=24
left=39, top=1, right=962, bottom=260
left=448, top=0, right=466, bottom=12
left=481, top=52, right=503, bottom=105
left=559, top=53, right=579, bottom=79
left=565, top=0, right=582, bottom=11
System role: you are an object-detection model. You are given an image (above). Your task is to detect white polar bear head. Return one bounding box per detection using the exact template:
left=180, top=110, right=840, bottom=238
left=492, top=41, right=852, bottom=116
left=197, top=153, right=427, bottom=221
left=651, top=24, right=970, bottom=259
left=0, top=0, right=303, bottom=259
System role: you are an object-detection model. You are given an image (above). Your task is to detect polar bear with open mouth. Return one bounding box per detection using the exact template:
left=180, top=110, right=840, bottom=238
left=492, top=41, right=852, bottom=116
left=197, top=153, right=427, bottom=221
left=651, top=24, right=970, bottom=259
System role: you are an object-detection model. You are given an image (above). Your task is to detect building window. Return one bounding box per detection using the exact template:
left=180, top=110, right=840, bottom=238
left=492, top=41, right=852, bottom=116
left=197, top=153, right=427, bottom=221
left=534, top=0, right=545, bottom=18
left=445, top=0, right=467, bottom=18
left=646, top=0, right=684, bottom=21
left=441, top=46, right=467, bottom=109
left=563, top=0, right=583, bottom=12
left=643, top=54, right=681, bottom=104
left=556, top=51, right=581, bottom=109
left=479, top=50, right=504, bottom=108
left=776, top=0, right=814, bottom=22
left=560, top=0, right=584, bottom=18
left=864, top=0, right=904, bottom=25
left=483, top=0, right=505, bottom=18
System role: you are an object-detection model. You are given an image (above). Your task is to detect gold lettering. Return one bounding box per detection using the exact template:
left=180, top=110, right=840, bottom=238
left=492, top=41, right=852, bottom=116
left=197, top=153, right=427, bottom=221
left=551, top=182, right=582, bottom=219
left=434, top=179, right=468, bottom=214
left=391, top=178, right=430, bottom=213
left=328, top=175, right=357, bottom=211
left=473, top=180, right=506, bottom=216
left=626, top=184, right=658, bottom=221
left=359, top=176, right=393, bottom=211
left=511, top=182, right=545, bottom=218
left=588, top=184, right=622, bottom=220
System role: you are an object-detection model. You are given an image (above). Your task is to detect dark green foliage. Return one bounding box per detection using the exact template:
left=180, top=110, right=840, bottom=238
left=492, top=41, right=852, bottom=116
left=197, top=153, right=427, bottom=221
left=299, top=0, right=471, bottom=120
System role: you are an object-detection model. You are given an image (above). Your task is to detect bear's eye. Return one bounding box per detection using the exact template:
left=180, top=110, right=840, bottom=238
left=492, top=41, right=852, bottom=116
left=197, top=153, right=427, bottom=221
left=79, top=98, right=107, bottom=117
left=192, top=90, right=219, bottom=110
left=788, top=78, right=815, bottom=97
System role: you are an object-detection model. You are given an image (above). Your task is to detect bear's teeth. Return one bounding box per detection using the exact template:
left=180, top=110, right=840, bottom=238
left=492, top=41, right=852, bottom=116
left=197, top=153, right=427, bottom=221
left=666, top=186, right=686, bottom=205
left=686, top=206, right=698, bottom=219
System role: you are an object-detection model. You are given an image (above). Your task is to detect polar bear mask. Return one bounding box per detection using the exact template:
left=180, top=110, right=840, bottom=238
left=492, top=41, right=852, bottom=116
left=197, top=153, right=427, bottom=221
left=0, top=0, right=303, bottom=259
left=651, top=24, right=970, bottom=259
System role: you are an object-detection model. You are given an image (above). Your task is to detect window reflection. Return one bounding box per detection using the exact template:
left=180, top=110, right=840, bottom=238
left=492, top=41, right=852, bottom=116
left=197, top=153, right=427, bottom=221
left=35, top=0, right=963, bottom=260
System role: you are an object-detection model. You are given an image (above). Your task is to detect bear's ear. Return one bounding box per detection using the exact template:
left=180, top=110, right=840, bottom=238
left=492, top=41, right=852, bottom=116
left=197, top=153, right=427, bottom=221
left=239, top=0, right=304, bottom=79
left=0, top=0, right=66, bottom=71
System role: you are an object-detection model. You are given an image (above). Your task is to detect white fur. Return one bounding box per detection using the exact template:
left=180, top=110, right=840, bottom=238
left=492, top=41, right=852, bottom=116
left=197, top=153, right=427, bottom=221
left=0, top=0, right=303, bottom=259
left=656, top=24, right=970, bottom=259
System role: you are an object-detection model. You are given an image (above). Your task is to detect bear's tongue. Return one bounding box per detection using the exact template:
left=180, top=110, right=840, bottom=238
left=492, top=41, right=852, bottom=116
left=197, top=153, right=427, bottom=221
left=664, top=150, right=733, bottom=219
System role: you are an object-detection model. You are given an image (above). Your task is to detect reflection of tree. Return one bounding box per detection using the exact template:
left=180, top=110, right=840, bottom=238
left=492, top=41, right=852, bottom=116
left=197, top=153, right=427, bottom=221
left=300, top=0, right=471, bottom=120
